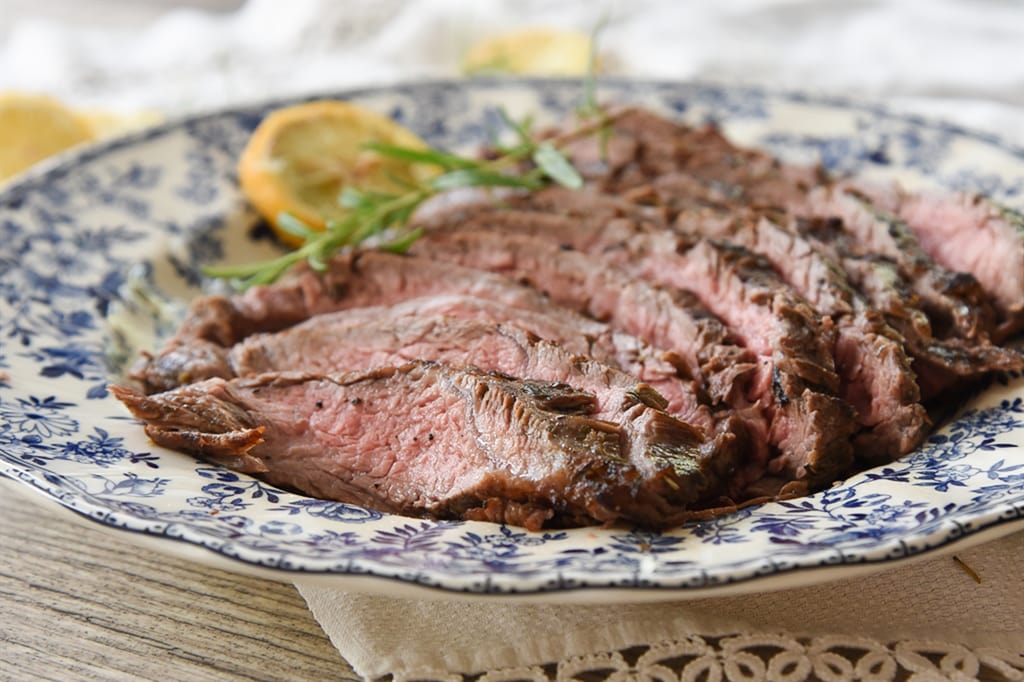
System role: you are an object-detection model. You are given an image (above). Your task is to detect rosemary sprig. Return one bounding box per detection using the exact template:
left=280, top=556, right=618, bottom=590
left=204, top=112, right=607, bottom=288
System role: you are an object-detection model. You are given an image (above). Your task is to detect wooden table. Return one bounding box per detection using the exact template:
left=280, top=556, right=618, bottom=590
left=0, top=478, right=360, bottom=681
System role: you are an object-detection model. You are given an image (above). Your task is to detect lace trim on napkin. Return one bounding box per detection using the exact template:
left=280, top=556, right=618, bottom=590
left=395, top=635, right=1024, bottom=682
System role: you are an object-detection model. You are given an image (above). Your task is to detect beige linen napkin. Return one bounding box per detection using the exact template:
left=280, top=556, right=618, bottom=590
left=297, top=531, right=1024, bottom=680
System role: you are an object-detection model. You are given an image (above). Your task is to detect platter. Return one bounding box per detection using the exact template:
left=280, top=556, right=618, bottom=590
left=1, top=79, right=1023, bottom=600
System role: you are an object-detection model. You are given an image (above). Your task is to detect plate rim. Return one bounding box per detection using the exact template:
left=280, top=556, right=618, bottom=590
left=6, top=473, right=1021, bottom=602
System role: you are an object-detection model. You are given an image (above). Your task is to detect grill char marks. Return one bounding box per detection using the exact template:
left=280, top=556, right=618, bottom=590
left=863, top=185, right=1024, bottom=337
left=803, top=186, right=997, bottom=341
left=794, top=214, right=1024, bottom=395
left=112, top=363, right=719, bottom=530
left=670, top=210, right=930, bottom=462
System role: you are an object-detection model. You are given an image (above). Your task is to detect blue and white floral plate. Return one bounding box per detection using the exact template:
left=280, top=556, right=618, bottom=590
left=2, top=80, right=1023, bottom=602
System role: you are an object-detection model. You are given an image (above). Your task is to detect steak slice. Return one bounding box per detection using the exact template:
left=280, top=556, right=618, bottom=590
left=670, top=197, right=1024, bottom=397
left=580, top=107, right=1013, bottom=342
left=112, top=362, right=723, bottom=530
left=133, top=252, right=577, bottom=393
left=231, top=314, right=683, bottom=431
left=133, top=336, right=234, bottom=393
left=191, top=251, right=562, bottom=344
left=607, top=111, right=1010, bottom=337
left=508, top=185, right=672, bottom=227
left=865, top=185, right=1024, bottom=336
left=441, top=195, right=933, bottom=464
left=231, top=296, right=714, bottom=431
left=229, top=314, right=746, bottom=483
left=638, top=238, right=856, bottom=486
left=571, top=107, right=823, bottom=207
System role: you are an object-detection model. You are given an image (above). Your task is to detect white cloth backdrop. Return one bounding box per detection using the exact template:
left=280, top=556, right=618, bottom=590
left=3, top=0, right=1024, bottom=144
left=4, top=1, right=1023, bottom=679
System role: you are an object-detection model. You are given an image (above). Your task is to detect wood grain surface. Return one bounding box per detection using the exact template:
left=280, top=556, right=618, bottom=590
left=0, top=478, right=360, bottom=681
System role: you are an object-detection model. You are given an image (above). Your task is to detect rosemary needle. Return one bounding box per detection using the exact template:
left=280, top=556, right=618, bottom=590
left=952, top=555, right=982, bottom=584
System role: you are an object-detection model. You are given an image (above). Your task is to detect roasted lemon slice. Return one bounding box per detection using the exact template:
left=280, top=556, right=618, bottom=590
left=0, top=93, right=94, bottom=184
left=462, top=28, right=594, bottom=76
left=238, top=100, right=435, bottom=247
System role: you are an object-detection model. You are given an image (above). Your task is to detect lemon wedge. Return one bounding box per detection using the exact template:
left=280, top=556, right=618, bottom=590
left=237, top=100, right=436, bottom=248
left=0, top=93, right=94, bottom=184
left=462, top=28, right=595, bottom=76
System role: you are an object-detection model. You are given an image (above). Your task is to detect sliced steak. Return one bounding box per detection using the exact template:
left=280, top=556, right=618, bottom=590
left=418, top=209, right=856, bottom=485
left=508, top=185, right=672, bottom=227
left=584, top=107, right=1014, bottom=342
left=133, top=252, right=580, bottom=393
left=413, top=229, right=823, bottom=491
left=282, top=293, right=611, bottom=361
left=564, top=107, right=681, bottom=187
left=409, top=230, right=758, bottom=407
left=630, top=148, right=998, bottom=343
left=132, top=336, right=234, bottom=393
left=416, top=186, right=672, bottom=244
left=474, top=191, right=930, bottom=463
left=803, top=185, right=996, bottom=341
left=672, top=199, right=1023, bottom=399
left=229, top=314, right=747, bottom=489
left=798, top=216, right=1024, bottom=392
left=648, top=172, right=748, bottom=213
left=191, top=251, right=561, bottom=344
left=112, top=362, right=723, bottom=530
left=673, top=210, right=929, bottom=461
left=231, top=314, right=679, bottom=430
left=641, top=238, right=856, bottom=486
left=572, top=107, right=823, bottom=207
left=232, top=296, right=714, bottom=430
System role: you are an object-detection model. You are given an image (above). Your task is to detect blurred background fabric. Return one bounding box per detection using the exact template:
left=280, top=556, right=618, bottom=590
left=2, top=0, right=1023, bottom=144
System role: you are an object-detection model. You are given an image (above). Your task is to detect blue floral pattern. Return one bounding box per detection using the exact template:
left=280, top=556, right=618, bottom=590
left=0, top=80, right=1023, bottom=597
